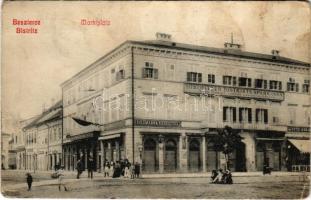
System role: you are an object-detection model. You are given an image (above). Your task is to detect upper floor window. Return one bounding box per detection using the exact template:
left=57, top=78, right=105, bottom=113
left=116, top=69, right=125, bottom=81
left=239, top=107, right=252, bottom=123
left=187, top=72, right=202, bottom=83
left=223, top=107, right=236, bottom=122
left=269, top=80, right=282, bottom=90
left=256, top=109, right=268, bottom=124
left=254, top=79, right=268, bottom=89
left=239, top=77, right=252, bottom=87
left=303, top=80, right=310, bottom=93
left=208, top=74, right=215, bottom=84
left=223, top=76, right=236, bottom=86
left=287, top=78, right=299, bottom=92
left=143, top=62, right=158, bottom=79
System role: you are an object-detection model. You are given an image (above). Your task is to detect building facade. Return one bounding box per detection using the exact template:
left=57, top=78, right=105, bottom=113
left=23, top=101, right=63, bottom=171
left=61, top=33, right=310, bottom=173
left=1, top=133, right=11, bottom=169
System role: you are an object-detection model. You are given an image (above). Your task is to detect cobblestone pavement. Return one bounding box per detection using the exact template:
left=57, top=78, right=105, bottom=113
left=1, top=170, right=310, bottom=199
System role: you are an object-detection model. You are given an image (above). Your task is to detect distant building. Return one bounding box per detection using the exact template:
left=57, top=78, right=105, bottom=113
left=1, top=133, right=11, bottom=169
left=59, top=33, right=309, bottom=173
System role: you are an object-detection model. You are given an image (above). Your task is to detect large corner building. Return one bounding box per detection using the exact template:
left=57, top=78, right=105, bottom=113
left=61, top=33, right=310, bottom=173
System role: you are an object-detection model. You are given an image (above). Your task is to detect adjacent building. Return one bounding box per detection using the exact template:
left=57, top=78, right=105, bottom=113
left=60, top=33, right=311, bottom=173
left=23, top=101, right=63, bottom=171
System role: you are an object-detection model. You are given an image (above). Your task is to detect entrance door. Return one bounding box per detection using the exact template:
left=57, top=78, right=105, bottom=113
left=164, top=139, right=177, bottom=172
left=189, top=139, right=200, bottom=172
left=143, top=139, right=157, bottom=172
left=235, top=142, right=246, bottom=172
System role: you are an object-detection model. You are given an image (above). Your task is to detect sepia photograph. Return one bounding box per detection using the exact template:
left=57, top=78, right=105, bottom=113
left=1, top=1, right=310, bottom=199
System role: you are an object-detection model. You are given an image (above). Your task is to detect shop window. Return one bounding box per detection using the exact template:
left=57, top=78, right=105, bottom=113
left=187, top=72, right=202, bottom=83
left=143, top=62, right=158, bottom=79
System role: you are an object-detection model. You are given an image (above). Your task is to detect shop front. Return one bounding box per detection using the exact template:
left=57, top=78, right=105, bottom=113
left=286, top=126, right=310, bottom=171
left=142, top=133, right=180, bottom=173
left=63, top=131, right=100, bottom=171
left=255, top=131, right=286, bottom=171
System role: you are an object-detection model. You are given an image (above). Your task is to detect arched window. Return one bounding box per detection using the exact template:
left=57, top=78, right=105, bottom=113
left=189, top=139, right=200, bottom=151
left=144, top=138, right=156, bottom=150
left=165, top=139, right=177, bottom=151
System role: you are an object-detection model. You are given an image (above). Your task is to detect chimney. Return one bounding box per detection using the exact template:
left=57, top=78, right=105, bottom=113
left=156, top=32, right=172, bottom=42
left=271, top=49, right=280, bottom=56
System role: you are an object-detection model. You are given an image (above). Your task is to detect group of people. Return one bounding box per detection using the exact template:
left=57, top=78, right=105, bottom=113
left=75, top=157, right=141, bottom=179
left=211, top=169, right=233, bottom=184
left=103, top=159, right=141, bottom=179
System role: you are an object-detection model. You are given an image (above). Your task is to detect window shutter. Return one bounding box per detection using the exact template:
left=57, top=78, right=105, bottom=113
left=187, top=72, right=191, bottom=82
left=295, top=83, right=299, bottom=92
left=248, top=78, right=252, bottom=87
left=153, top=68, right=158, bottom=79
left=248, top=108, right=252, bottom=123
left=239, top=108, right=243, bottom=122
left=223, top=76, right=226, bottom=85
left=278, top=81, right=282, bottom=90
left=142, top=68, right=147, bottom=78
left=264, top=109, right=268, bottom=124
left=223, top=107, right=227, bottom=121
left=212, top=75, right=215, bottom=83
left=198, top=73, right=202, bottom=83
left=232, top=107, right=236, bottom=122
left=233, top=77, right=237, bottom=86
left=256, top=109, right=259, bottom=122
left=238, top=78, right=242, bottom=86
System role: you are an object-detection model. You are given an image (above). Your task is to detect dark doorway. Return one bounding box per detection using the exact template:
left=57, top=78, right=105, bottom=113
left=235, top=142, right=246, bottom=171
left=143, top=138, right=157, bottom=172
left=189, top=139, right=201, bottom=172
left=164, top=139, right=177, bottom=172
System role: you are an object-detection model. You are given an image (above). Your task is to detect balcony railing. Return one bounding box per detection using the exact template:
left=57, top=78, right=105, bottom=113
left=184, top=82, right=285, bottom=101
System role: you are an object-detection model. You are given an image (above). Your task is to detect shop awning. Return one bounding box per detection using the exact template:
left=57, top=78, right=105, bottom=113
left=288, top=139, right=311, bottom=153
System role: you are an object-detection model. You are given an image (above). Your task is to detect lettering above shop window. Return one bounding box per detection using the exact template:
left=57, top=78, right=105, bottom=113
left=135, top=119, right=182, bottom=127
left=184, top=83, right=285, bottom=101
left=287, top=126, right=310, bottom=132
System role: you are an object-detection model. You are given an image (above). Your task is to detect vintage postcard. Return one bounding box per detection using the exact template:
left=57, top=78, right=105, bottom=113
left=1, top=1, right=310, bottom=199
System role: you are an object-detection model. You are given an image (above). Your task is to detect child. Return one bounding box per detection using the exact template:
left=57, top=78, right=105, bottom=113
left=57, top=166, right=68, bottom=191
left=104, top=161, right=110, bottom=177
left=26, top=173, right=33, bottom=191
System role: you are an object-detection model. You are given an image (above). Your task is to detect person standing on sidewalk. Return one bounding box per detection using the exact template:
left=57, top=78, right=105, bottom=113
left=87, top=157, right=95, bottom=179
left=57, top=166, right=68, bottom=191
left=76, top=159, right=84, bottom=179
left=134, top=162, right=141, bottom=178
left=26, top=173, right=33, bottom=191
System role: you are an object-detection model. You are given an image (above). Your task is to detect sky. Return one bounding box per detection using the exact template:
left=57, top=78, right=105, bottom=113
left=2, top=1, right=310, bottom=133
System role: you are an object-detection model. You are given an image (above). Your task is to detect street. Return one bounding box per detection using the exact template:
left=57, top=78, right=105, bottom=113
left=1, top=170, right=310, bottom=199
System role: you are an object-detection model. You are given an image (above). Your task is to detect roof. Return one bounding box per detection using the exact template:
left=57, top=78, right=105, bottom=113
left=136, top=40, right=310, bottom=67
left=61, top=39, right=310, bottom=88
left=23, top=100, right=62, bottom=130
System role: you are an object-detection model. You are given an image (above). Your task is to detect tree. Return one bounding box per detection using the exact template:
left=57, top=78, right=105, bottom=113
left=213, top=126, right=243, bottom=170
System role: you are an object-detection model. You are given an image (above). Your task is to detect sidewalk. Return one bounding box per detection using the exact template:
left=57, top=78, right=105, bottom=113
left=142, top=171, right=308, bottom=178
